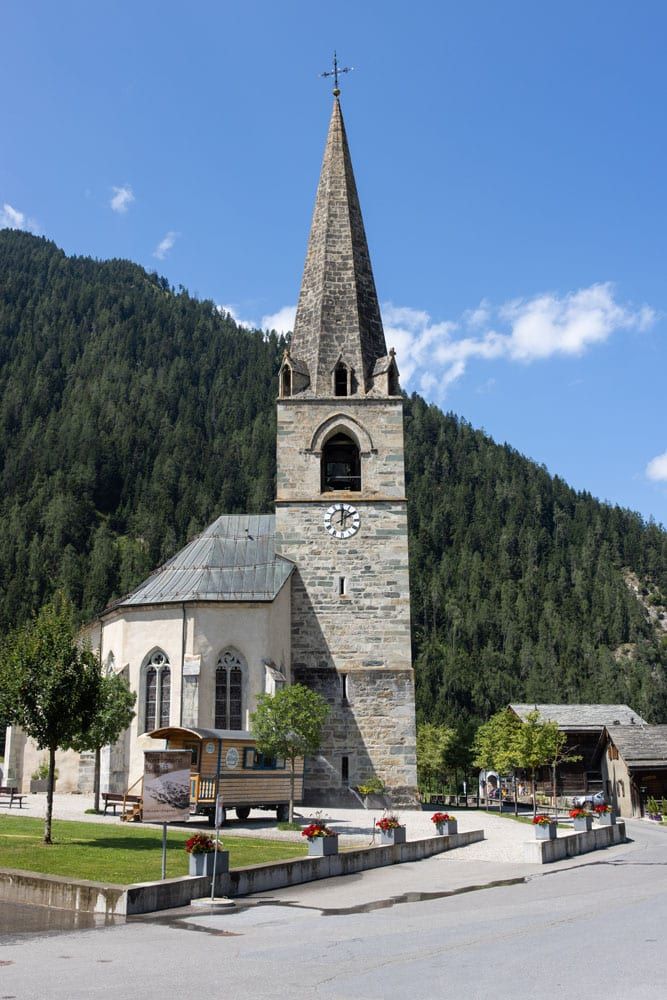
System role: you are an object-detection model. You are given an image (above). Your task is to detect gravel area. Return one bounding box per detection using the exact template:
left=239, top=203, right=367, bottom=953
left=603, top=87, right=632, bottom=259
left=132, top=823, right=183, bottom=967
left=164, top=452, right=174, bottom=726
left=1, top=794, right=558, bottom=863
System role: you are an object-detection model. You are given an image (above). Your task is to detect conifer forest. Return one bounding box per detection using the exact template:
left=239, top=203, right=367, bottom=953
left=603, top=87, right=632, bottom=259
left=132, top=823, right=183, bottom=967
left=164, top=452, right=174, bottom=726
left=2, top=230, right=666, bottom=730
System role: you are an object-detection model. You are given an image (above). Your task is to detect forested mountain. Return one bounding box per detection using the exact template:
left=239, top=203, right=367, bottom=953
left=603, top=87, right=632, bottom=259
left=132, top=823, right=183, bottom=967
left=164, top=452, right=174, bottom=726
left=2, top=230, right=666, bottom=728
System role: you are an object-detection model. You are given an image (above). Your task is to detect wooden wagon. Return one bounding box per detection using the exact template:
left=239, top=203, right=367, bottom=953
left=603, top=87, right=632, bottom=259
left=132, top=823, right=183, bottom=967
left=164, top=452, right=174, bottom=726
left=147, top=726, right=304, bottom=824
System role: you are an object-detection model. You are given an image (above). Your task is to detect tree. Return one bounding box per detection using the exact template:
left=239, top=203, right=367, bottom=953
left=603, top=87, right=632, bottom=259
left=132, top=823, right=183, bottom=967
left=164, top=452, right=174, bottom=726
left=512, top=710, right=580, bottom=815
left=251, top=685, right=329, bottom=822
left=64, top=670, right=136, bottom=813
left=472, top=708, right=523, bottom=812
left=416, top=723, right=456, bottom=790
left=0, top=594, right=102, bottom=843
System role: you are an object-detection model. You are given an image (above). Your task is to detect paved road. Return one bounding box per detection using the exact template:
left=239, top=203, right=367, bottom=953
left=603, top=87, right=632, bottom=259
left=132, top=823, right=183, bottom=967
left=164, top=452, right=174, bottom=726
left=1, top=821, right=664, bottom=999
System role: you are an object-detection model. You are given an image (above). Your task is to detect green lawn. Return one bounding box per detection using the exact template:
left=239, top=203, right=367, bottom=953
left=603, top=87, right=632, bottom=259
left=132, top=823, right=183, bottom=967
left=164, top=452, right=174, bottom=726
left=0, top=815, right=306, bottom=884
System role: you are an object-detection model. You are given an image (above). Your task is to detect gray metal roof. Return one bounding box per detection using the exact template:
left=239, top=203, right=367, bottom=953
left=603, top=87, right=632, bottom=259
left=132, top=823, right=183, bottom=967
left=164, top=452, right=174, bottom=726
left=147, top=726, right=254, bottom=741
left=606, top=725, right=667, bottom=767
left=510, top=703, right=646, bottom=730
left=106, top=514, right=294, bottom=610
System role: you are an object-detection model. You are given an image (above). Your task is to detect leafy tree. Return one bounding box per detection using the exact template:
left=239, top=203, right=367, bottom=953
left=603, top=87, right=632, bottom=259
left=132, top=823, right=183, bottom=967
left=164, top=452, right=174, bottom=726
left=0, top=594, right=101, bottom=843
left=416, top=723, right=456, bottom=790
left=251, top=685, right=329, bottom=822
left=64, top=670, right=136, bottom=813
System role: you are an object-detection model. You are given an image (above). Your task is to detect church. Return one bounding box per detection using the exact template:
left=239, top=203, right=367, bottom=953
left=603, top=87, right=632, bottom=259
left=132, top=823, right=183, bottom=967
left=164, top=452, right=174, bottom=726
left=7, top=93, right=418, bottom=807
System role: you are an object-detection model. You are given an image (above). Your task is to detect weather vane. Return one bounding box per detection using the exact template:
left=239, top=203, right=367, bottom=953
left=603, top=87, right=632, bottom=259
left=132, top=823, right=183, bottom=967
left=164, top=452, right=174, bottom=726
left=319, top=51, right=353, bottom=96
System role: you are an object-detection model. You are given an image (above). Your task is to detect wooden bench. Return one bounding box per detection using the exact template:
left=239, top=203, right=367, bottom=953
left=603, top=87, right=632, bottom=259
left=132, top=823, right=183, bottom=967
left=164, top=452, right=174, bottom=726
left=102, top=792, right=142, bottom=816
left=0, top=786, right=26, bottom=808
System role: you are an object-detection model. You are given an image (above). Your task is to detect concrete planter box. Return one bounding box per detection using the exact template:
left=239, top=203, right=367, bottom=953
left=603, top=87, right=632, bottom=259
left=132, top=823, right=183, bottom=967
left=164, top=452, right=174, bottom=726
left=379, top=827, right=407, bottom=846
left=307, top=836, right=338, bottom=857
left=435, top=820, right=458, bottom=836
left=29, top=779, right=50, bottom=794
left=363, top=794, right=390, bottom=810
left=188, top=851, right=229, bottom=877
left=596, top=812, right=616, bottom=826
left=572, top=815, right=593, bottom=833
left=534, top=822, right=557, bottom=840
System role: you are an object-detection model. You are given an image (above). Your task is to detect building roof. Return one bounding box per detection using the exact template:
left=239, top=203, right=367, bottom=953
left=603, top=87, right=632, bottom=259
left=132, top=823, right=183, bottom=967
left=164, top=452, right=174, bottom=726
left=509, top=703, right=646, bottom=730
left=290, top=97, right=388, bottom=395
left=606, top=725, right=667, bottom=768
left=105, top=514, right=294, bottom=611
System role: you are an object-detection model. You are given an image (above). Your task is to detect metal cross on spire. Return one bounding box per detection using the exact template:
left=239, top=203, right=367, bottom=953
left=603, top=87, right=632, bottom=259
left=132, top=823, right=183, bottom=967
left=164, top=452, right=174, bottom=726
left=319, top=51, right=353, bottom=96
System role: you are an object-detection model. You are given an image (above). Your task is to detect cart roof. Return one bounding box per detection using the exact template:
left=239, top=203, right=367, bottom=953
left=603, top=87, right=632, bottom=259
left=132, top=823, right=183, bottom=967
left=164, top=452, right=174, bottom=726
left=147, top=726, right=254, bottom=742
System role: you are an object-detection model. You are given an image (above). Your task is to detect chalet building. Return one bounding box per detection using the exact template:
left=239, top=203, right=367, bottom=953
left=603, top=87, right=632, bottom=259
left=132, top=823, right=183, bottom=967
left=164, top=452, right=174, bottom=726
left=509, top=703, right=646, bottom=797
left=599, top=725, right=667, bottom=818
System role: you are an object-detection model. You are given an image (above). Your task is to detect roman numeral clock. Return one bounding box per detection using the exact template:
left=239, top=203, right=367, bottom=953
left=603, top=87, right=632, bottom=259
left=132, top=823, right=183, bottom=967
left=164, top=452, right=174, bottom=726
left=324, top=502, right=360, bottom=540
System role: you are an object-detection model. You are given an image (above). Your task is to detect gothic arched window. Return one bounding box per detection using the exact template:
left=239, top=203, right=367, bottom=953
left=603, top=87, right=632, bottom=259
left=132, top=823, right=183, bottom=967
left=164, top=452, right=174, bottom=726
left=143, top=650, right=170, bottom=732
left=321, top=432, right=361, bottom=492
left=215, top=649, right=245, bottom=730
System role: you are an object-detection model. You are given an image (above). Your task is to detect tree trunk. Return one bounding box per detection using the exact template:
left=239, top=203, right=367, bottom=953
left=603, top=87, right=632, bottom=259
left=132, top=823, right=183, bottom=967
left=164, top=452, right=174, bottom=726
left=45, top=745, right=56, bottom=844
left=289, top=757, right=295, bottom=824
left=531, top=769, right=537, bottom=817
left=513, top=771, right=518, bottom=817
left=94, top=746, right=101, bottom=813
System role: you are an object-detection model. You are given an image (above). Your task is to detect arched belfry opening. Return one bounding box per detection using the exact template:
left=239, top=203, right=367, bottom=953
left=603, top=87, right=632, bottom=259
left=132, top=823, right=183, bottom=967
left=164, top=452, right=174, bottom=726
left=281, top=365, right=292, bottom=398
left=321, top=432, right=361, bottom=492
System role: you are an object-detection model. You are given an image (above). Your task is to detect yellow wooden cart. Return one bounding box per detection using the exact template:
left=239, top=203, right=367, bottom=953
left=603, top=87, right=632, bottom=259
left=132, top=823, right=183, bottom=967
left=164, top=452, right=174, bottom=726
left=147, top=726, right=304, bottom=824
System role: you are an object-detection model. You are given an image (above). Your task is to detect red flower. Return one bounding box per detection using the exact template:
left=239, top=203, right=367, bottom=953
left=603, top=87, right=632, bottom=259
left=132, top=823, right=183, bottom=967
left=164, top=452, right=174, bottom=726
left=594, top=804, right=611, bottom=814
left=376, top=816, right=403, bottom=832
left=184, top=833, right=218, bottom=854
left=431, top=813, right=453, bottom=824
left=301, top=823, right=337, bottom=840
left=569, top=808, right=589, bottom=819
left=532, top=814, right=552, bottom=826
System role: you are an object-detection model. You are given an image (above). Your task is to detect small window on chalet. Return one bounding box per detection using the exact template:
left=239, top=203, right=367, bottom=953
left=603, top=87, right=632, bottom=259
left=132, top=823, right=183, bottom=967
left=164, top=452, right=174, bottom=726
left=281, top=366, right=292, bottom=398
left=321, top=433, right=361, bottom=492
left=334, top=363, right=348, bottom=397
left=243, top=747, right=256, bottom=768
left=252, top=751, right=281, bottom=770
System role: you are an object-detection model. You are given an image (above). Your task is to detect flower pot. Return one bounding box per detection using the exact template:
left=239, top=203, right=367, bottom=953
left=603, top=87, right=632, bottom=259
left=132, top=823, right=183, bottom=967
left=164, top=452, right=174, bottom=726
left=573, top=816, right=593, bottom=833
left=534, top=822, right=557, bottom=841
left=364, top=794, right=389, bottom=810
left=30, top=779, right=50, bottom=794
left=435, top=820, right=458, bottom=837
left=596, top=812, right=616, bottom=826
left=379, top=827, right=406, bottom=846
left=307, top=836, right=338, bottom=857
left=188, top=850, right=229, bottom=877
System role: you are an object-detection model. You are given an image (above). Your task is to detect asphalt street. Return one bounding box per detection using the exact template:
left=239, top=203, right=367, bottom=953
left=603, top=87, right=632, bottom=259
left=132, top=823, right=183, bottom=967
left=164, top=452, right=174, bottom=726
left=0, top=821, right=664, bottom=999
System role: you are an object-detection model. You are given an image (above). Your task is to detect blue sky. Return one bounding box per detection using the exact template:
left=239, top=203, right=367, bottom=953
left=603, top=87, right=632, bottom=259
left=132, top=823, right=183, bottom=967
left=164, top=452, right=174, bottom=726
left=3, top=1, right=666, bottom=526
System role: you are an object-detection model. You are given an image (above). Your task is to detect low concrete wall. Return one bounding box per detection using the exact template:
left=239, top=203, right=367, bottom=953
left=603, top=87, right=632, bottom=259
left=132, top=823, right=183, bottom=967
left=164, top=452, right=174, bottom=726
left=0, top=830, right=484, bottom=916
left=523, top=821, right=627, bottom=864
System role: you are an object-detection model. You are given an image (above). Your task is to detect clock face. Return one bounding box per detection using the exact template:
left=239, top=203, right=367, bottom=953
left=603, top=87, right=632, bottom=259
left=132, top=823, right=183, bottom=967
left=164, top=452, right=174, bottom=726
left=324, top=503, right=360, bottom=539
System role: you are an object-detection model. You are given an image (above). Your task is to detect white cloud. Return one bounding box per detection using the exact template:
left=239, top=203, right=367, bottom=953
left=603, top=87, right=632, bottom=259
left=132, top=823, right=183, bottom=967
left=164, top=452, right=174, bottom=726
left=1, top=202, right=39, bottom=233
left=218, top=303, right=254, bottom=329
left=646, top=451, right=667, bottom=483
left=153, top=230, right=177, bottom=260
left=110, top=185, right=135, bottom=214
left=261, top=305, right=297, bottom=335
left=382, top=283, right=655, bottom=398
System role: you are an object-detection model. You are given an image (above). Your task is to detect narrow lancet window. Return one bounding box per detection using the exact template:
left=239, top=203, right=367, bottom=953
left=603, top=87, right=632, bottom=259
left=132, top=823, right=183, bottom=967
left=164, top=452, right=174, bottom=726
left=334, top=363, right=348, bottom=397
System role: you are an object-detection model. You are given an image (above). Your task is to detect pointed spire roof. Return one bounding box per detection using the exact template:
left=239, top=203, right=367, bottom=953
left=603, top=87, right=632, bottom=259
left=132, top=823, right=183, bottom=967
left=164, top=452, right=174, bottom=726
left=290, top=97, right=388, bottom=394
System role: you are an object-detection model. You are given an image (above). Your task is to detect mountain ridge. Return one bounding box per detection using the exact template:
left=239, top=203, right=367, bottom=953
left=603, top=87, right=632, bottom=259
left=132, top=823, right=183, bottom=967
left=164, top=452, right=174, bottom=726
left=1, top=229, right=666, bottom=726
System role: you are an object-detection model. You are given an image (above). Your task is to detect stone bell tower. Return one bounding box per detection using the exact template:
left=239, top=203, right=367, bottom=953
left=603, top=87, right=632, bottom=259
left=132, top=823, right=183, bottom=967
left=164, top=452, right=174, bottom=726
left=274, top=93, right=417, bottom=806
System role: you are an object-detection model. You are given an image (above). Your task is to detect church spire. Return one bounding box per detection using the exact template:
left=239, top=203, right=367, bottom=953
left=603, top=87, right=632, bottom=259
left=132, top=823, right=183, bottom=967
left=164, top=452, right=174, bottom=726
left=290, top=96, right=388, bottom=395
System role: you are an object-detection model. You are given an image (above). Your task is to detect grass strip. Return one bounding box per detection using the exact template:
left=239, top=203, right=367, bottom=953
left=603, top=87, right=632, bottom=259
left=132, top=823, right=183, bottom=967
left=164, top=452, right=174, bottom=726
left=0, top=815, right=306, bottom=884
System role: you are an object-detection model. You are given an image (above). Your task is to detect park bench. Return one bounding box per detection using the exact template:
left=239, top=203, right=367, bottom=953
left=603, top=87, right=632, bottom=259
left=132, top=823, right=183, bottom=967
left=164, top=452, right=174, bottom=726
left=102, top=792, right=142, bottom=818
left=0, top=785, right=26, bottom=808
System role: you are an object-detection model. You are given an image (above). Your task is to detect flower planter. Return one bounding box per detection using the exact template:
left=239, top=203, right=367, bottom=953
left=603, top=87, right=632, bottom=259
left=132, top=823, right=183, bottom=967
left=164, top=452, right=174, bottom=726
left=30, top=779, right=50, bottom=794
left=364, top=794, right=389, bottom=810
left=596, top=812, right=616, bottom=827
left=435, top=820, right=458, bottom=837
left=188, top=850, right=229, bottom=877
left=572, top=816, right=593, bottom=833
left=307, top=836, right=338, bottom=857
left=379, top=827, right=406, bottom=846
left=534, top=822, right=557, bottom=841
